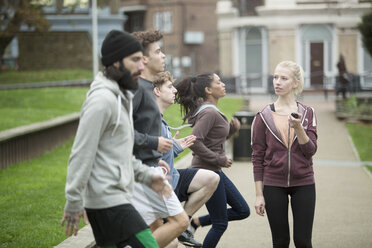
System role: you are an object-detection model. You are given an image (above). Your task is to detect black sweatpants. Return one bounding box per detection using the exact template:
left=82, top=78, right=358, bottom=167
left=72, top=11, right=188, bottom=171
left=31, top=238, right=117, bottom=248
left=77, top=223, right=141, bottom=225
left=263, top=184, right=316, bottom=248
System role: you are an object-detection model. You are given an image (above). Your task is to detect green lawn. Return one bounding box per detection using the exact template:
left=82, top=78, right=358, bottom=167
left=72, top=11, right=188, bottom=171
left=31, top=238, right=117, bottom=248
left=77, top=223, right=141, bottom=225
left=0, top=88, right=88, bottom=131
left=0, top=140, right=75, bottom=248
left=346, top=122, right=372, bottom=161
left=0, top=69, right=92, bottom=85
left=0, top=96, right=243, bottom=247
left=346, top=122, right=372, bottom=174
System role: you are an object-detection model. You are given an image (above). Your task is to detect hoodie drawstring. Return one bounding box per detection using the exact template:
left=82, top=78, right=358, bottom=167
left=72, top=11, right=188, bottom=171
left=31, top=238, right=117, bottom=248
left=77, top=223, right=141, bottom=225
left=111, top=95, right=121, bottom=136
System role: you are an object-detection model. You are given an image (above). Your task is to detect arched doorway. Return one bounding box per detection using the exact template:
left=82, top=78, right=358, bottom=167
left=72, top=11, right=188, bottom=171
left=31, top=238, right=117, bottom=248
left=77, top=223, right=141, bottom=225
left=300, top=24, right=334, bottom=89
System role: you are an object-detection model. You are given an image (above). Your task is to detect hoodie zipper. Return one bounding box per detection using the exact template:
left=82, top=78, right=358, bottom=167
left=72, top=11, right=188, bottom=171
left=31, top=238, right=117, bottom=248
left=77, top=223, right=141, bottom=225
left=259, top=105, right=310, bottom=188
left=287, top=107, right=308, bottom=187
left=287, top=123, right=291, bottom=187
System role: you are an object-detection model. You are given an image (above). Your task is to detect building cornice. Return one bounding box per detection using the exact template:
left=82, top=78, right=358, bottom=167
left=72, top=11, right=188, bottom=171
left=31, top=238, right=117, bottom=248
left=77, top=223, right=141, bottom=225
left=256, top=3, right=371, bottom=16
left=218, top=4, right=370, bottom=31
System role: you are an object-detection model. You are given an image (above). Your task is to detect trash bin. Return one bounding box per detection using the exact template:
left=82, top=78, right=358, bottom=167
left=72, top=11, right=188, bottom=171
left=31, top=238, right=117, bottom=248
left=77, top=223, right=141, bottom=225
left=233, top=111, right=255, bottom=161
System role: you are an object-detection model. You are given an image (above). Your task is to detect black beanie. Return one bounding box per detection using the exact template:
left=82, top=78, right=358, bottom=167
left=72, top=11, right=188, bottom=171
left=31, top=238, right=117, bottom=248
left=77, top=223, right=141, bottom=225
left=101, top=30, right=143, bottom=67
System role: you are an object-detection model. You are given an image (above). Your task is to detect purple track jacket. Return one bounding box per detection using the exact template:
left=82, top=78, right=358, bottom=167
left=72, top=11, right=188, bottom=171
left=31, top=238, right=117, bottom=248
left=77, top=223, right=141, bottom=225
left=251, top=102, right=317, bottom=187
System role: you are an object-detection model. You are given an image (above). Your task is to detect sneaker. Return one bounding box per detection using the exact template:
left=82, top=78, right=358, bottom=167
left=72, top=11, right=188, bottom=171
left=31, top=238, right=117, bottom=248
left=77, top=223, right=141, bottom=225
left=178, top=229, right=202, bottom=247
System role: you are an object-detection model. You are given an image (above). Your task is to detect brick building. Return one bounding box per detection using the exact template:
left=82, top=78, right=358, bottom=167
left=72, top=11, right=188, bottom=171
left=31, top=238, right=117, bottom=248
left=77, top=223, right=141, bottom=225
left=120, top=0, right=220, bottom=79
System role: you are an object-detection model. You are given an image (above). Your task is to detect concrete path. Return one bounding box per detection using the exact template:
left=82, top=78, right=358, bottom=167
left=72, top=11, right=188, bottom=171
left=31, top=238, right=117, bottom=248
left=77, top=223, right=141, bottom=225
left=177, top=94, right=372, bottom=247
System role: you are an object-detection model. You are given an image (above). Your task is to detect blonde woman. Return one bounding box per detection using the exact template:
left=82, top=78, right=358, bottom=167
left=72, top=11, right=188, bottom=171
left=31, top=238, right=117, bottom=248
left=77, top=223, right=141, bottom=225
left=252, top=61, right=318, bottom=248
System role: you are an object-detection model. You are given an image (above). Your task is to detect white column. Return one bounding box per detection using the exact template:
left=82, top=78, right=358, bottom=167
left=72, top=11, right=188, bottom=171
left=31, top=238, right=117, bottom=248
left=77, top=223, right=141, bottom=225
left=92, top=0, right=98, bottom=76
left=261, top=27, right=268, bottom=92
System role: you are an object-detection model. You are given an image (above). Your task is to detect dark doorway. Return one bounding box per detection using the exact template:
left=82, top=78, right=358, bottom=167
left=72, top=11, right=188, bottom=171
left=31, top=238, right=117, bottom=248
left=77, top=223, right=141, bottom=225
left=310, top=42, right=324, bottom=88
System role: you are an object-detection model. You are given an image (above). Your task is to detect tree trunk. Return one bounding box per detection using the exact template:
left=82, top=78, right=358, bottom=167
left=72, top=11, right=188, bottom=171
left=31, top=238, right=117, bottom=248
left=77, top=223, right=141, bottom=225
left=0, top=42, right=6, bottom=72
left=0, top=8, right=25, bottom=70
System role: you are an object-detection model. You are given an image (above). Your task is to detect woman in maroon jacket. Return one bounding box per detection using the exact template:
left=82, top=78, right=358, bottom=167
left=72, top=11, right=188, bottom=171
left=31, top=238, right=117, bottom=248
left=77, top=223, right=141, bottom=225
left=176, top=73, right=250, bottom=248
left=252, top=61, right=318, bottom=248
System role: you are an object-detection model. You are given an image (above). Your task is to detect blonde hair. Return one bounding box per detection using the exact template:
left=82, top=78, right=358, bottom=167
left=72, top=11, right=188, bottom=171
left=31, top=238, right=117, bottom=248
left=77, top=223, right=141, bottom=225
left=276, top=61, right=304, bottom=95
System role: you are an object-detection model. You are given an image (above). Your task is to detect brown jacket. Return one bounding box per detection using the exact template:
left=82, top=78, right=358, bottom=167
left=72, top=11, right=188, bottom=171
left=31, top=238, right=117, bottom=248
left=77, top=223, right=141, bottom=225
left=189, top=103, right=237, bottom=171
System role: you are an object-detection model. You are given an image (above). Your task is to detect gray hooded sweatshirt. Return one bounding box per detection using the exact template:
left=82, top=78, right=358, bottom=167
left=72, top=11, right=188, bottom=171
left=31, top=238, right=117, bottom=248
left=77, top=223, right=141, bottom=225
left=64, top=72, right=154, bottom=212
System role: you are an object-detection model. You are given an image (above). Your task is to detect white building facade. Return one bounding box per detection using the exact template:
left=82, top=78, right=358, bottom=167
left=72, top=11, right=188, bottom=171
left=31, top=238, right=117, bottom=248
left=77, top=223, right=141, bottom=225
left=217, top=0, right=372, bottom=93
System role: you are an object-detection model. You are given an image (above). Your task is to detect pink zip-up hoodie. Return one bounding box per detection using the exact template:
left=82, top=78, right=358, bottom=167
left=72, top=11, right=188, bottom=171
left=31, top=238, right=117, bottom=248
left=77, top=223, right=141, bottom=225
left=251, top=102, right=317, bottom=187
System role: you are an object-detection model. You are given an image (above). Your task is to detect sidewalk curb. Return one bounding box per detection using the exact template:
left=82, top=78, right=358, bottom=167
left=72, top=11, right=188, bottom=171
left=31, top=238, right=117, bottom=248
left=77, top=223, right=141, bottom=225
left=363, top=166, right=372, bottom=180
left=54, top=225, right=95, bottom=248
left=0, top=80, right=91, bottom=90
left=346, top=128, right=361, bottom=162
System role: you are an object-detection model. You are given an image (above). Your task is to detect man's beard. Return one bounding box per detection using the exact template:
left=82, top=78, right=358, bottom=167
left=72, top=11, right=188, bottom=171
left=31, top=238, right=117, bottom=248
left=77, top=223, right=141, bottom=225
left=117, top=62, right=140, bottom=91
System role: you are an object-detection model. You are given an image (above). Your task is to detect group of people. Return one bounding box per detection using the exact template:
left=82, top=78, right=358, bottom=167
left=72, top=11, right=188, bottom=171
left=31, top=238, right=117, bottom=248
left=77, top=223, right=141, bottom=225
left=61, top=29, right=318, bottom=248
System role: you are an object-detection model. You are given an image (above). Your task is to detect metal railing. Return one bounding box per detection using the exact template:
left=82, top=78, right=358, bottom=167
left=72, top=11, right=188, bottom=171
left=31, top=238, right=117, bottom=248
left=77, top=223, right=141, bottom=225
left=222, top=71, right=372, bottom=95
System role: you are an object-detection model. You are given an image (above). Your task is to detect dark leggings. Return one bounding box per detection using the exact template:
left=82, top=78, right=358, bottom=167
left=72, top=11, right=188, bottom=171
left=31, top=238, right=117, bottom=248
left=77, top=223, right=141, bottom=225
left=264, top=184, right=316, bottom=248
left=199, top=171, right=250, bottom=248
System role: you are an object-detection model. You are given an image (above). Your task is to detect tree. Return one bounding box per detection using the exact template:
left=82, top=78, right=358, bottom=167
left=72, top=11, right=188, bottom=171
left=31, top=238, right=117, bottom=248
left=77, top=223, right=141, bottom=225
left=0, top=0, right=51, bottom=70
left=357, top=9, right=372, bottom=57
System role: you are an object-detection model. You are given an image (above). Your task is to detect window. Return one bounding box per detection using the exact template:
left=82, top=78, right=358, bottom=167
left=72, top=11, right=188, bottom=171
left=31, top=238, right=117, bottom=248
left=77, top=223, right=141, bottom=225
left=36, top=0, right=89, bottom=13
left=297, top=0, right=338, bottom=3
left=245, top=27, right=263, bottom=88
left=32, top=0, right=88, bottom=7
left=64, top=0, right=89, bottom=8
left=31, top=0, right=54, bottom=5
left=125, top=11, right=145, bottom=33
left=361, top=47, right=372, bottom=89
left=153, top=11, right=172, bottom=33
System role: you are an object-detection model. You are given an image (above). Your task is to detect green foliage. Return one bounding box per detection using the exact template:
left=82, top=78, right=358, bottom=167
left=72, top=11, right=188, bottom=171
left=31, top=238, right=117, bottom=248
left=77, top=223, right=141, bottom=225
left=343, top=96, right=359, bottom=114
left=217, top=97, right=244, bottom=120
left=0, top=69, right=93, bottom=85
left=0, top=0, right=50, bottom=69
left=0, top=87, right=88, bottom=131
left=346, top=122, right=372, bottom=161
left=341, top=96, right=372, bottom=116
left=357, top=9, right=372, bottom=57
left=0, top=140, right=75, bottom=248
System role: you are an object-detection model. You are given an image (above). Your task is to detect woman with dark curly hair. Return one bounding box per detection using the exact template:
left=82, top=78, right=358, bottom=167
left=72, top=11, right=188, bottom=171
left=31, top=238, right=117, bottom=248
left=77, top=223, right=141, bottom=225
left=176, top=73, right=250, bottom=248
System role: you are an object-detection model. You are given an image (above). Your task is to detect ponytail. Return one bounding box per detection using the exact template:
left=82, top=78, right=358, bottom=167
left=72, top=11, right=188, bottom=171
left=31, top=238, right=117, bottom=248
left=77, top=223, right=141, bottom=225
left=175, top=73, right=214, bottom=123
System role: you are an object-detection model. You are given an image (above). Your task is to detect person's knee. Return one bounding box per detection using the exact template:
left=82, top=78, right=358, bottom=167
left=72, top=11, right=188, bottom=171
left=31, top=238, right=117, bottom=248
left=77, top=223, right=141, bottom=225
left=212, top=221, right=228, bottom=234
left=149, top=218, right=164, bottom=232
left=200, top=169, right=220, bottom=191
left=234, top=199, right=250, bottom=220
left=179, top=213, right=189, bottom=231
left=169, top=211, right=189, bottom=231
left=208, top=171, right=220, bottom=190
left=240, top=204, right=250, bottom=219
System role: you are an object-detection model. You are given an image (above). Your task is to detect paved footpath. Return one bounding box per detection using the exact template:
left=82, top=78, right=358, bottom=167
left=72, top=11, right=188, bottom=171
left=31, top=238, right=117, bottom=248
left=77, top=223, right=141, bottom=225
left=176, top=93, right=372, bottom=248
